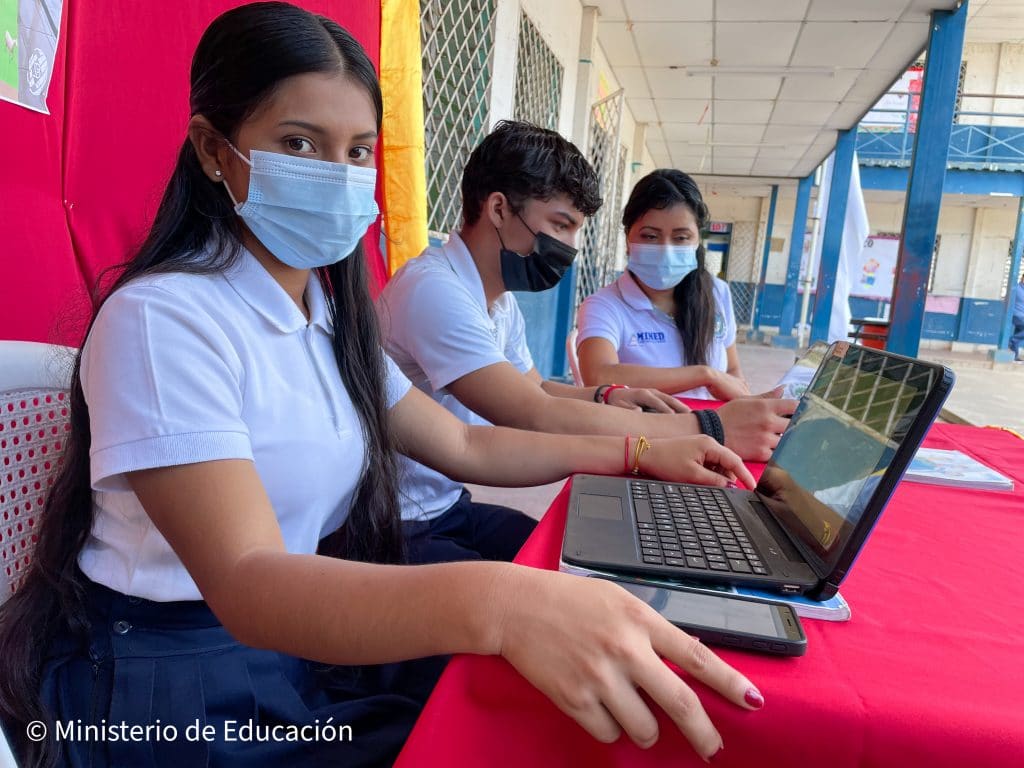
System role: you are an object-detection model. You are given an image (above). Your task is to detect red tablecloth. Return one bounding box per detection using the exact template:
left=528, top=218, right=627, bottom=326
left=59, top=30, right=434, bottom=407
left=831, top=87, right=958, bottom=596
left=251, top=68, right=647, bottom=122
left=395, top=422, right=1024, bottom=767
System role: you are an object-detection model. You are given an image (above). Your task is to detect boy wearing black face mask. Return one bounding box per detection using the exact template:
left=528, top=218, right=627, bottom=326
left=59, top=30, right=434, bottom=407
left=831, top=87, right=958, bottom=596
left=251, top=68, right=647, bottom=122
left=376, top=121, right=796, bottom=564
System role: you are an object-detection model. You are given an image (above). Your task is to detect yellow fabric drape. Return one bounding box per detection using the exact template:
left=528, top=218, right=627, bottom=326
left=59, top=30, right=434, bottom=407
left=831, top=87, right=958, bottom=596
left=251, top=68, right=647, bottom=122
left=380, top=0, right=429, bottom=276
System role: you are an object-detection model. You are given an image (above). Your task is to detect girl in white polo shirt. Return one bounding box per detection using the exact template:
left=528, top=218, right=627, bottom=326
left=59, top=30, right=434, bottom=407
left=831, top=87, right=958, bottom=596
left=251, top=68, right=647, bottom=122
left=577, top=170, right=750, bottom=401
left=0, top=6, right=766, bottom=766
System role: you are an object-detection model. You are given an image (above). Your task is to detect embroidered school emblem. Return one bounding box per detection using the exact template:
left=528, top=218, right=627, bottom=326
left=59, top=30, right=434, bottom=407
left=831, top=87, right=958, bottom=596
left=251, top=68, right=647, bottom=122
left=714, top=312, right=726, bottom=340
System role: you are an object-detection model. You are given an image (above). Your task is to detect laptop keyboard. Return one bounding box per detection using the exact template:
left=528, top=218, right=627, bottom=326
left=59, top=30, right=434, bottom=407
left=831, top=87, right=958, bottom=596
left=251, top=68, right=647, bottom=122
left=631, top=481, right=769, bottom=575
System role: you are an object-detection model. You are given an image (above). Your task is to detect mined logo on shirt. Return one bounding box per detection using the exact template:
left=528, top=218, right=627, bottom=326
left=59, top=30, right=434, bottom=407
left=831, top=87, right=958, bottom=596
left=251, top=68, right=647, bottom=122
left=627, top=331, right=667, bottom=347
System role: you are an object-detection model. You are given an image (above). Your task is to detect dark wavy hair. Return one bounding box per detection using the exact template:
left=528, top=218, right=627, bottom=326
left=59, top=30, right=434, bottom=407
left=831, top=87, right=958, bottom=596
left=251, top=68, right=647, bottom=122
left=0, top=4, right=403, bottom=765
left=460, top=120, right=602, bottom=224
left=622, top=168, right=715, bottom=367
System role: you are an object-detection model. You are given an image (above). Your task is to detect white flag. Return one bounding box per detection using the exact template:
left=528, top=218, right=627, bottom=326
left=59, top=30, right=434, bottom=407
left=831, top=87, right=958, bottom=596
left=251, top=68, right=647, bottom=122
left=813, top=151, right=870, bottom=342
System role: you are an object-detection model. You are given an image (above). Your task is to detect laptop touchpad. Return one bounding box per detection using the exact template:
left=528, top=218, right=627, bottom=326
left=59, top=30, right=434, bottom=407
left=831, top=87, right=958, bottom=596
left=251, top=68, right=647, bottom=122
left=578, top=494, right=624, bottom=521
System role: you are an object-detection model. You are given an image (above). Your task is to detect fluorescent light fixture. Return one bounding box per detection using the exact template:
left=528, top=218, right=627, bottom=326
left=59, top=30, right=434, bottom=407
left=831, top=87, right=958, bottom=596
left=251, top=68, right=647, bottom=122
left=685, top=65, right=836, bottom=78
left=680, top=142, right=787, bottom=149
left=710, top=142, right=786, bottom=149
left=989, top=191, right=1015, bottom=197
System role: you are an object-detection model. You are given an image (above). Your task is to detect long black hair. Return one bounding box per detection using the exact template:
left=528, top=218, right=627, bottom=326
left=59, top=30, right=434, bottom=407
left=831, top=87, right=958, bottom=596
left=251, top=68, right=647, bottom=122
left=0, top=4, right=402, bottom=764
left=622, top=168, right=715, bottom=367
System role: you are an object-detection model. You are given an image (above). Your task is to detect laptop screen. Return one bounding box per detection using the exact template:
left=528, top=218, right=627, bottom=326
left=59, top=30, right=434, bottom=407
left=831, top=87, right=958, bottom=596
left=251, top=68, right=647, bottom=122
left=755, top=343, right=939, bottom=570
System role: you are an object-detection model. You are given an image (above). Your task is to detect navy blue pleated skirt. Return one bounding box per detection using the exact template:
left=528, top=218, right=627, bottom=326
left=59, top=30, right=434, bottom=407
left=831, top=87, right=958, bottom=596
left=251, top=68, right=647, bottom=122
left=37, top=578, right=442, bottom=767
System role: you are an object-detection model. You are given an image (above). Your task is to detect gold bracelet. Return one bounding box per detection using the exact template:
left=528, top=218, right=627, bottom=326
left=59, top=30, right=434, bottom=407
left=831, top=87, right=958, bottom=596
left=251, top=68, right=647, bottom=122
left=630, top=435, right=651, bottom=475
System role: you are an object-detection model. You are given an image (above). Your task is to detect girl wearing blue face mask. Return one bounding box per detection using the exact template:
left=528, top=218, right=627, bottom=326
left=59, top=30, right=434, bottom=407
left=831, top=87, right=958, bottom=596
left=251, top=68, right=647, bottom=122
left=0, top=6, right=766, bottom=767
left=576, top=169, right=750, bottom=401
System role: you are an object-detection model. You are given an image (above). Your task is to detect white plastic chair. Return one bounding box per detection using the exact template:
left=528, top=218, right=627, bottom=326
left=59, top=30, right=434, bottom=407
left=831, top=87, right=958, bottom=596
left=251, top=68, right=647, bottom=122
left=0, top=341, right=76, bottom=607
left=0, top=723, right=17, bottom=768
left=566, top=328, right=584, bottom=387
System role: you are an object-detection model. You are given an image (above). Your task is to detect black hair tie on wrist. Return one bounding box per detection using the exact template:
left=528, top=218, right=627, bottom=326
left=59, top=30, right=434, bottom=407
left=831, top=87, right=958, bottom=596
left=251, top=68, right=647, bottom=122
left=695, top=409, right=726, bottom=445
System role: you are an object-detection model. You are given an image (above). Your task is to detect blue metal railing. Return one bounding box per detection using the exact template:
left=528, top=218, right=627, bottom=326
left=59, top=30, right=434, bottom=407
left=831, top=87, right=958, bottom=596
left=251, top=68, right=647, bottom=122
left=858, top=123, right=1024, bottom=169
left=857, top=96, right=1024, bottom=170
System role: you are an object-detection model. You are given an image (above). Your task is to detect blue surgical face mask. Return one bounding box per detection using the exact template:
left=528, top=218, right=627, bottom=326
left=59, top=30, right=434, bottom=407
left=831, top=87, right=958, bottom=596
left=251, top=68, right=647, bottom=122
left=627, top=243, right=699, bottom=290
left=222, top=143, right=379, bottom=269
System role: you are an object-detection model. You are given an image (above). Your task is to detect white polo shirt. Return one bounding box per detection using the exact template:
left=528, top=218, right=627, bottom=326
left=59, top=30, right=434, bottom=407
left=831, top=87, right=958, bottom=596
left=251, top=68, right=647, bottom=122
left=377, top=232, right=534, bottom=522
left=78, top=248, right=412, bottom=601
left=576, top=271, right=736, bottom=400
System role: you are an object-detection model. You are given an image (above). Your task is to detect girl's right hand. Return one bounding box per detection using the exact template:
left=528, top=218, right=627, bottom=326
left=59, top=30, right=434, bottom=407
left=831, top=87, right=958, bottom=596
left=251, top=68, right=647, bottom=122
left=642, top=435, right=757, bottom=490
left=490, top=566, right=764, bottom=761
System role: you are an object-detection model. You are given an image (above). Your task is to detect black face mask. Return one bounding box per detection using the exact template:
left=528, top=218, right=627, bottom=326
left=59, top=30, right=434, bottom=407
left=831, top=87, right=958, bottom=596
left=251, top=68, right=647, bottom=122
left=497, top=213, right=578, bottom=293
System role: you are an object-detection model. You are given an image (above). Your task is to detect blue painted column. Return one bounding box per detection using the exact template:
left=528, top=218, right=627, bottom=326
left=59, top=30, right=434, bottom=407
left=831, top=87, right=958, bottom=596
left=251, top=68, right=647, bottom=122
left=516, top=262, right=578, bottom=380
left=552, top=262, right=578, bottom=377
left=992, top=196, right=1024, bottom=362
left=887, top=1, right=969, bottom=357
left=810, top=129, right=857, bottom=343
left=748, top=184, right=779, bottom=342
left=773, top=174, right=814, bottom=348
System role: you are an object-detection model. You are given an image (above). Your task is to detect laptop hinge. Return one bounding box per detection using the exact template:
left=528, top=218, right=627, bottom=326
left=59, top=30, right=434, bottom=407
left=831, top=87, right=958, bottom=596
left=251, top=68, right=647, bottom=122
left=750, top=490, right=829, bottom=578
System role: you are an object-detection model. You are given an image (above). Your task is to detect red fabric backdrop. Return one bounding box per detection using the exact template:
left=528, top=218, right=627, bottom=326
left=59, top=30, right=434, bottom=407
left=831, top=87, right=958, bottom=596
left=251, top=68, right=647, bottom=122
left=0, top=0, right=386, bottom=346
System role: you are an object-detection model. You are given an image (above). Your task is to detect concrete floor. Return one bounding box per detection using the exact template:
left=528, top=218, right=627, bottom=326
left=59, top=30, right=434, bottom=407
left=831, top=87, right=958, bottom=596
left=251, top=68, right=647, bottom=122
left=465, top=339, right=1024, bottom=521
left=915, top=348, right=1024, bottom=434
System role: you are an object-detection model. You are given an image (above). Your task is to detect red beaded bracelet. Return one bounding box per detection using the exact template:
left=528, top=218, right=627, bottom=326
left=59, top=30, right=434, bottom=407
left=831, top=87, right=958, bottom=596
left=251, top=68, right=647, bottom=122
left=624, top=435, right=631, bottom=474
left=602, top=384, right=628, bottom=404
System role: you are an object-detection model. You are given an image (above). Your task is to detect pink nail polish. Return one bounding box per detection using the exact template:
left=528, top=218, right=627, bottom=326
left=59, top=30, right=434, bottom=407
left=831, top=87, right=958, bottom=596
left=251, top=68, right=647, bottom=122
left=744, top=687, right=764, bottom=709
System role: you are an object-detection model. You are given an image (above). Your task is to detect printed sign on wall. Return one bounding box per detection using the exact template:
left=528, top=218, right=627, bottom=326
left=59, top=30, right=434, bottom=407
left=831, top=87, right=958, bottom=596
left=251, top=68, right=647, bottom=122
left=799, top=233, right=900, bottom=300
left=862, top=66, right=924, bottom=133
left=850, top=235, right=899, bottom=300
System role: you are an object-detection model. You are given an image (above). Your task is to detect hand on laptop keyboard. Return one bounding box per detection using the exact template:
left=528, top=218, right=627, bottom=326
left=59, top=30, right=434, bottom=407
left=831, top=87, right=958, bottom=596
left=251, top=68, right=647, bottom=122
left=716, top=389, right=799, bottom=462
left=642, top=435, right=756, bottom=489
left=494, top=565, right=765, bottom=761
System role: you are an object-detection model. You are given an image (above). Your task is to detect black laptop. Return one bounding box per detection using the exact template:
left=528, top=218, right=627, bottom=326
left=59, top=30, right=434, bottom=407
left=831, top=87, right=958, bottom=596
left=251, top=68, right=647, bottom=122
left=562, top=342, right=954, bottom=601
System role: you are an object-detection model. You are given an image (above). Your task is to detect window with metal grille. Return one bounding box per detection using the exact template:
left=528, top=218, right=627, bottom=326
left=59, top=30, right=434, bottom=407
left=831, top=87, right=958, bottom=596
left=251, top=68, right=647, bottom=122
left=926, top=235, right=941, bottom=294
left=612, top=143, right=629, bottom=268
left=513, top=14, right=563, bottom=131
left=999, top=242, right=1023, bottom=299
left=420, top=0, right=496, bottom=235
left=954, top=60, right=967, bottom=117
left=575, top=90, right=625, bottom=312
left=913, top=58, right=967, bottom=116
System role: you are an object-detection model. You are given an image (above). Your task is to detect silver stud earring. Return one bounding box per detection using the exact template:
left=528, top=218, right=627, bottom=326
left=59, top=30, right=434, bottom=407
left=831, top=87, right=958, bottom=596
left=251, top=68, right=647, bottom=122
left=214, top=169, right=222, bottom=177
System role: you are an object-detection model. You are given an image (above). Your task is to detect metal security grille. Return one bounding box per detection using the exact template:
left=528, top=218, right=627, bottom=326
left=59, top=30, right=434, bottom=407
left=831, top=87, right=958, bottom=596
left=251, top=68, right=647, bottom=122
left=926, top=235, right=942, bottom=293
left=1000, top=242, right=1023, bottom=299
left=612, top=143, right=629, bottom=270
left=730, top=284, right=757, bottom=329
left=513, top=14, right=563, bottom=131
left=420, top=0, right=496, bottom=234
left=726, top=221, right=758, bottom=328
left=575, top=90, right=626, bottom=311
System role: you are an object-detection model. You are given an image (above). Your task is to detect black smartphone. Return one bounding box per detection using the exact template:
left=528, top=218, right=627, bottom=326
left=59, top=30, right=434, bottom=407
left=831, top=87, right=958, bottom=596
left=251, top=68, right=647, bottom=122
left=612, top=579, right=807, bottom=656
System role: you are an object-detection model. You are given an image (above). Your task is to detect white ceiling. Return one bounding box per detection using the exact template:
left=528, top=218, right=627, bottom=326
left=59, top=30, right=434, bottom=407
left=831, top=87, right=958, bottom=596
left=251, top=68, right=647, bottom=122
left=591, top=0, right=964, bottom=180
left=967, top=0, right=1024, bottom=44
